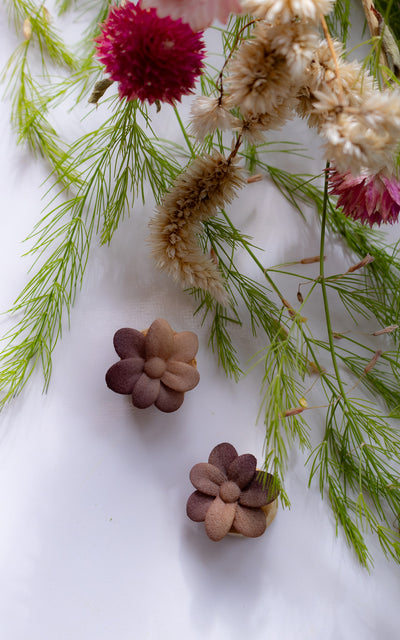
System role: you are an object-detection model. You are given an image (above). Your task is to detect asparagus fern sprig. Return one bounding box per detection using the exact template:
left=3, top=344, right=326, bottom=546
left=0, top=98, right=180, bottom=408
left=2, top=0, right=78, bottom=180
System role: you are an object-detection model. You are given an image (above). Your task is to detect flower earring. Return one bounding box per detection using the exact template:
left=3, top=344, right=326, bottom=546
left=106, top=318, right=200, bottom=412
left=187, top=442, right=279, bottom=541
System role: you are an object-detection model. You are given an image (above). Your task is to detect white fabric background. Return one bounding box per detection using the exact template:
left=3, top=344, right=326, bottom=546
left=0, top=5, right=399, bottom=639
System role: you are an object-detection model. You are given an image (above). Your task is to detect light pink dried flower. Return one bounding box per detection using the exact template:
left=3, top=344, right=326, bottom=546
left=95, top=1, right=205, bottom=105
left=141, top=0, right=242, bottom=31
left=240, top=0, right=333, bottom=23
left=328, top=167, right=400, bottom=227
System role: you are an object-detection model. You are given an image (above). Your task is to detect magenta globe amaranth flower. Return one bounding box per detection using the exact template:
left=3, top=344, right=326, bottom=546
left=95, top=1, right=206, bottom=105
left=328, top=168, right=400, bottom=227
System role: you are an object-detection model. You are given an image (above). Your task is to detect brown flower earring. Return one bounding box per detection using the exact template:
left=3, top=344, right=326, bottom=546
left=106, top=318, right=200, bottom=413
left=187, top=442, right=279, bottom=541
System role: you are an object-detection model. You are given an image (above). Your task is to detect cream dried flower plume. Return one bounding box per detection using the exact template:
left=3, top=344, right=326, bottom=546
left=239, top=99, right=297, bottom=144
left=189, top=96, right=241, bottom=140
left=240, top=0, right=333, bottom=23
left=226, top=22, right=316, bottom=117
left=149, top=153, right=245, bottom=303
left=322, top=90, right=400, bottom=174
left=295, top=38, right=400, bottom=173
left=269, top=22, right=320, bottom=80
left=296, top=39, right=374, bottom=130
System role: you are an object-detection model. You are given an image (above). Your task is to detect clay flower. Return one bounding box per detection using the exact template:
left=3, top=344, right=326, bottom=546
left=186, top=442, right=279, bottom=541
left=328, top=168, right=400, bottom=227
left=95, top=1, right=206, bottom=105
left=105, top=319, right=200, bottom=412
left=141, top=0, right=242, bottom=31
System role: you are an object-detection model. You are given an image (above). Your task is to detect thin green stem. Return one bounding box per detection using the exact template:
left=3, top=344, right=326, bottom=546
left=219, top=210, right=338, bottom=398
left=173, top=107, right=196, bottom=159
left=221, top=208, right=346, bottom=404
left=220, top=209, right=284, bottom=300
left=319, top=163, right=348, bottom=402
left=220, top=209, right=344, bottom=398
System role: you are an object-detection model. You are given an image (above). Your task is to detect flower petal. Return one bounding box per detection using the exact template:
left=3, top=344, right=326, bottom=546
left=145, top=318, right=174, bottom=360
left=382, top=175, right=400, bottom=206
left=113, top=328, right=145, bottom=359
left=239, top=472, right=279, bottom=507
left=186, top=491, right=214, bottom=522
left=233, top=504, right=266, bottom=538
left=205, top=496, right=236, bottom=541
left=365, top=179, right=380, bottom=216
left=155, top=384, right=184, bottom=413
left=162, top=361, right=200, bottom=392
left=189, top=463, right=226, bottom=495
left=170, top=331, right=199, bottom=363
left=208, top=442, right=238, bottom=473
left=105, top=358, right=144, bottom=394
left=131, top=373, right=160, bottom=409
left=227, top=454, right=257, bottom=489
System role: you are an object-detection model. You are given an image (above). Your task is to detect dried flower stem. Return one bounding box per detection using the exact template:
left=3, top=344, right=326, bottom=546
left=88, top=78, right=114, bottom=105
left=360, top=0, right=392, bottom=74
left=363, top=349, right=383, bottom=373
left=301, top=255, right=324, bottom=264
left=372, top=325, right=398, bottom=336
left=346, top=254, right=375, bottom=273
left=319, top=12, right=345, bottom=103
left=246, top=173, right=263, bottom=183
left=217, top=19, right=256, bottom=98
left=228, top=132, right=243, bottom=160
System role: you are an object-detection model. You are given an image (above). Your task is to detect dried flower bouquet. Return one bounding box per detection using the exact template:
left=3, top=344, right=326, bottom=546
left=1, top=0, right=400, bottom=566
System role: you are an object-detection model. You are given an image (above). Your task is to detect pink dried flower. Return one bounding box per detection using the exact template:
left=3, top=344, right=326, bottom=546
left=95, top=1, right=206, bottom=105
left=141, top=0, right=242, bottom=31
left=328, top=168, right=400, bottom=227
